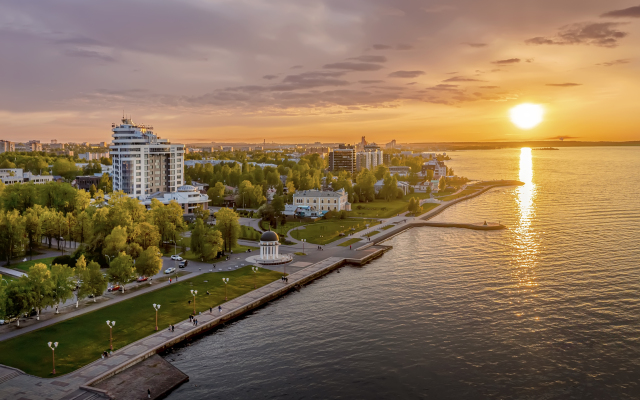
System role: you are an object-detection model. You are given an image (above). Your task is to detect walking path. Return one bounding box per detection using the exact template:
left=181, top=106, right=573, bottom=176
left=0, top=248, right=385, bottom=400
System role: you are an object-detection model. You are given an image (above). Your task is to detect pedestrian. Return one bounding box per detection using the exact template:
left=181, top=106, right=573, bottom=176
left=172, top=325, right=175, bottom=332
left=350, top=245, right=352, bottom=250
left=169, top=278, right=172, bottom=283
left=206, top=290, right=210, bottom=295
left=148, top=388, right=151, bottom=398
left=210, top=307, right=212, bottom=313
left=218, top=305, right=222, bottom=313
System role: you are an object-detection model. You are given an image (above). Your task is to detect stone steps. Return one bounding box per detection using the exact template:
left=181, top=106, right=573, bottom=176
left=0, top=370, right=20, bottom=385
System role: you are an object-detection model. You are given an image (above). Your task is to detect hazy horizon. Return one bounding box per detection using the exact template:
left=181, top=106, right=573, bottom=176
left=2, top=1, right=639, bottom=143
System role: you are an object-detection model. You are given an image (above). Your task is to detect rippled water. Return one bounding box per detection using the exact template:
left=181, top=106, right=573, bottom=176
left=166, top=147, right=640, bottom=399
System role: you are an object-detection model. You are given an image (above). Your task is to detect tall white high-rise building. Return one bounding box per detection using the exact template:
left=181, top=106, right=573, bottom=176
left=109, top=117, right=185, bottom=199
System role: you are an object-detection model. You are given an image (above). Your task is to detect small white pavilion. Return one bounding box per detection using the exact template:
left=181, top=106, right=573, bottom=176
left=259, top=231, right=280, bottom=260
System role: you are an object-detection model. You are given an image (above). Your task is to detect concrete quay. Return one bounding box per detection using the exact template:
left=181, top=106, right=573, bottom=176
left=0, top=246, right=390, bottom=400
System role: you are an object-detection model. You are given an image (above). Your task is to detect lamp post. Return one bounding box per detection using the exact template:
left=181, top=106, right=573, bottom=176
left=106, top=320, right=115, bottom=350
left=251, top=267, right=258, bottom=289
left=301, top=239, right=306, bottom=255
left=190, top=290, right=197, bottom=315
left=152, top=304, right=161, bottom=331
left=47, top=342, right=58, bottom=374
left=222, top=278, right=229, bottom=300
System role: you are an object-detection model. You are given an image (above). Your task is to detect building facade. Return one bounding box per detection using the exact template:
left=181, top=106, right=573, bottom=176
left=291, top=189, right=350, bottom=212
left=109, top=117, right=184, bottom=200
left=328, top=144, right=356, bottom=174
left=0, top=169, right=53, bottom=185
left=421, top=160, right=447, bottom=179
left=0, top=140, right=15, bottom=153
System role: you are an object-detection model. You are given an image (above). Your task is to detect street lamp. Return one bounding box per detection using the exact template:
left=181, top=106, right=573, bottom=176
left=106, top=320, right=116, bottom=350
left=222, top=278, right=229, bottom=300
left=190, top=290, right=197, bottom=315
left=251, top=267, right=259, bottom=289
left=152, top=304, right=161, bottom=331
left=47, top=342, right=58, bottom=374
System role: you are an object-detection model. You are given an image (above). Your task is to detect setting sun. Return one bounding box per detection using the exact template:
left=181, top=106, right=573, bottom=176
left=510, top=104, right=544, bottom=130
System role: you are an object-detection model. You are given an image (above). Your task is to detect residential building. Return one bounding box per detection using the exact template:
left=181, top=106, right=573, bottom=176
left=389, top=166, right=411, bottom=177
left=421, top=159, right=447, bottom=179
left=385, top=139, right=397, bottom=149
left=290, top=189, right=351, bottom=214
left=328, top=144, right=356, bottom=174
left=109, top=117, right=184, bottom=200
left=0, top=169, right=53, bottom=185
left=222, top=146, right=234, bottom=151
left=0, top=140, right=15, bottom=153
left=76, top=175, right=102, bottom=191
left=79, top=152, right=109, bottom=161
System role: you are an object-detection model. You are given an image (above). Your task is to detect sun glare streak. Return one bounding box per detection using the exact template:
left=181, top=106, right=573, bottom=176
left=511, top=148, right=539, bottom=300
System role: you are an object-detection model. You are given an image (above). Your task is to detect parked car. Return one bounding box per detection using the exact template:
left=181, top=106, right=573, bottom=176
left=165, top=267, right=176, bottom=274
left=178, top=261, right=187, bottom=268
left=170, top=255, right=183, bottom=261
left=136, top=276, right=148, bottom=282
left=107, top=285, right=121, bottom=292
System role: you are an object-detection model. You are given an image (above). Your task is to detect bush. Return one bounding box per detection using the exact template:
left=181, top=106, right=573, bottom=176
left=52, top=255, right=75, bottom=267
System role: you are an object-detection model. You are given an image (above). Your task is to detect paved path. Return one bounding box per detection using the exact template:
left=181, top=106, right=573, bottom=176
left=0, top=247, right=384, bottom=400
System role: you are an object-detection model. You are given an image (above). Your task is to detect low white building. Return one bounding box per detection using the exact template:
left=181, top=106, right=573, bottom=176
left=78, top=152, right=109, bottom=161
left=141, top=185, right=209, bottom=215
left=421, top=159, right=447, bottom=179
left=388, top=166, right=411, bottom=177
left=291, top=189, right=351, bottom=213
left=0, top=169, right=53, bottom=185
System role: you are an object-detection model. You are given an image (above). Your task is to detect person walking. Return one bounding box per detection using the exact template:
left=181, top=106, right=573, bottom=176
left=210, top=306, right=213, bottom=314
left=148, top=388, right=151, bottom=398
left=171, top=325, right=174, bottom=332
left=218, top=305, right=222, bottom=313
left=350, top=245, right=352, bottom=250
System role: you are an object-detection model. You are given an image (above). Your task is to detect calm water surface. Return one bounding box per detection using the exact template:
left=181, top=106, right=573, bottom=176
left=166, top=147, right=640, bottom=399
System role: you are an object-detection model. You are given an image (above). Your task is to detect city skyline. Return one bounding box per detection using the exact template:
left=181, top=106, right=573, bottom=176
left=2, top=1, right=640, bottom=143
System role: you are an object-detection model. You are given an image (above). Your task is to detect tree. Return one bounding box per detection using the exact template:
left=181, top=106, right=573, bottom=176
left=73, top=210, right=93, bottom=246
left=107, top=252, right=136, bottom=292
left=379, top=175, right=398, bottom=202
left=103, top=226, right=128, bottom=258
left=73, top=190, right=91, bottom=213
left=74, top=255, right=87, bottom=307
left=271, top=196, right=285, bottom=217
left=4, top=279, right=33, bottom=326
left=207, top=182, right=225, bottom=206
left=133, top=222, right=161, bottom=250
left=354, top=169, right=376, bottom=203
left=202, top=228, right=223, bottom=261
left=82, top=261, right=107, bottom=302
left=50, top=264, right=75, bottom=314
left=89, top=184, right=97, bottom=198
left=439, top=176, right=446, bottom=191
left=216, top=208, right=240, bottom=252
left=24, top=208, right=42, bottom=260
left=190, top=218, right=206, bottom=257
left=135, top=246, right=163, bottom=278
left=0, top=210, right=26, bottom=265
left=27, top=263, right=54, bottom=320
left=98, top=173, right=112, bottom=193
left=149, top=199, right=186, bottom=249
left=374, top=165, right=390, bottom=180
left=52, top=159, right=80, bottom=181
left=193, top=205, right=210, bottom=221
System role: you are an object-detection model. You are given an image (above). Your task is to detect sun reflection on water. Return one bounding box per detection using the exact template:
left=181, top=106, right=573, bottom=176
left=511, top=148, right=538, bottom=299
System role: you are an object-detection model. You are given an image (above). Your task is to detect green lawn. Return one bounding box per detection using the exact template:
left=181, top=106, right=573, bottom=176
left=381, top=224, right=395, bottom=230
left=10, top=257, right=58, bottom=272
left=347, top=194, right=434, bottom=218
left=239, top=225, right=261, bottom=241
left=0, top=266, right=281, bottom=377
left=415, top=202, right=441, bottom=216
left=291, top=219, right=379, bottom=245
left=338, top=238, right=362, bottom=247
left=365, top=230, right=380, bottom=237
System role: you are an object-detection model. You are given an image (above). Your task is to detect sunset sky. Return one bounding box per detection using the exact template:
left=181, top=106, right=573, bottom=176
left=1, top=0, right=639, bottom=144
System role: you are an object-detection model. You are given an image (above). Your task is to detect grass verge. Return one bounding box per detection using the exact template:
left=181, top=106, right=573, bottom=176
left=10, top=257, right=58, bottom=272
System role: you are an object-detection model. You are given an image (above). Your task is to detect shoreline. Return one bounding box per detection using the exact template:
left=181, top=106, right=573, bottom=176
left=0, top=180, right=522, bottom=400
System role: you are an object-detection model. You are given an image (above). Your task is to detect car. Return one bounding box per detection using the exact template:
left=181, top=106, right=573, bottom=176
left=165, top=267, right=176, bottom=274
left=178, top=260, right=188, bottom=268
left=107, top=285, right=121, bottom=292
left=170, top=255, right=183, bottom=261
left=136, top=277, right=148, bottom=282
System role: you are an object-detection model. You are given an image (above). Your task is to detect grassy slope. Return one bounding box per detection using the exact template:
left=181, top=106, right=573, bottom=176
left=291, top=219, right=379, bottom=245
left=10, top=257, right=58, bottom=272
left=0, top=266, right=281, bottom=377
left=337, top=238, right=362, bottom=247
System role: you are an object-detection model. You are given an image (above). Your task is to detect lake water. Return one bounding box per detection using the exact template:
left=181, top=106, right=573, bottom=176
left=165, top=147, right=640, bottom=399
